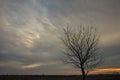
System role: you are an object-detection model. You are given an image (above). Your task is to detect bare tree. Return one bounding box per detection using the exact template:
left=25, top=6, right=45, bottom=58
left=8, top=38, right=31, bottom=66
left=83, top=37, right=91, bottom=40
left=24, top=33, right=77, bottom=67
left=61, top=25, right=101, bottom=80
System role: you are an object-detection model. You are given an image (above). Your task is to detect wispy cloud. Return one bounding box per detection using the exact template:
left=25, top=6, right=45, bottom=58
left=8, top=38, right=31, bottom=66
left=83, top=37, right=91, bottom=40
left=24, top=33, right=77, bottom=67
left=0, top=0, right=120, bottom=75
left=21, top=63, right=45, bottom=69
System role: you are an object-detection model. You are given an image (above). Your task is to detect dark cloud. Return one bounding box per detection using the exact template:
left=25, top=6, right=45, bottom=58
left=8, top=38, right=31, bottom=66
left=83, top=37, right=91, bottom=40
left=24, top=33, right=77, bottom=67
left=100, top=43, right=120, bottom=68
left=0, top=0, right=120, bottom=74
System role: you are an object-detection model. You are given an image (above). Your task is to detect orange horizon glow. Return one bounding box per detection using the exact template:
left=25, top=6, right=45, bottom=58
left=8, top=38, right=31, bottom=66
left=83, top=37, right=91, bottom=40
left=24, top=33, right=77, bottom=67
left=63, top=68, right=120, bottom=75
left=90, top=68, right=120, bottom=74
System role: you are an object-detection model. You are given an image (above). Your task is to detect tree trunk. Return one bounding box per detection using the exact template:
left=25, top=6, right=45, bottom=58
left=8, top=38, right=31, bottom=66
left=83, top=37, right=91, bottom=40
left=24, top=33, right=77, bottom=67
left=81, top=67, right=86, bottom=80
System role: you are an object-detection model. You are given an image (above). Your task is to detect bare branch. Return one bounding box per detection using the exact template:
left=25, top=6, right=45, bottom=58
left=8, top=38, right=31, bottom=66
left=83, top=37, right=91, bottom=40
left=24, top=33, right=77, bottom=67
left=60, top=25, right=101, bottom=80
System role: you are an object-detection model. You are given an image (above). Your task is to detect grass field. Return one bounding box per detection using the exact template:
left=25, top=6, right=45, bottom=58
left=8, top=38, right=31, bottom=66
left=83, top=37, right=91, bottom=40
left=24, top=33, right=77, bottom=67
left=0, top=74, right=120, bottom=80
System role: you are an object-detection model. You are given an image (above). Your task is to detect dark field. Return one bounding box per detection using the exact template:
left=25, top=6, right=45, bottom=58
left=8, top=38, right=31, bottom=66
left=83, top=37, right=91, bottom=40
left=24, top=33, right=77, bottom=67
left=0, top=74, right=120, bottom=80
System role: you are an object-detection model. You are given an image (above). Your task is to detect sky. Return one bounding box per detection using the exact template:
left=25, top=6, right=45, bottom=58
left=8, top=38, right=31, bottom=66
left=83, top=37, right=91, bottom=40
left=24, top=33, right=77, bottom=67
left=0, top=0, right=120, bottom=75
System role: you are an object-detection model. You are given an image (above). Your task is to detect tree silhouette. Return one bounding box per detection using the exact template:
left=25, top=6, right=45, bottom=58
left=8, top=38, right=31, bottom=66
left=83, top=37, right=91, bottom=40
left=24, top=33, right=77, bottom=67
left=60, top=25, right=101, bottom=80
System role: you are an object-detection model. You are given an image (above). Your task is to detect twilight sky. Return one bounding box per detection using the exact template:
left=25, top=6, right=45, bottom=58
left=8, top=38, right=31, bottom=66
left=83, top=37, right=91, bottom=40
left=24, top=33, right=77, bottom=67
left=0, top=0, right=120, bottom=75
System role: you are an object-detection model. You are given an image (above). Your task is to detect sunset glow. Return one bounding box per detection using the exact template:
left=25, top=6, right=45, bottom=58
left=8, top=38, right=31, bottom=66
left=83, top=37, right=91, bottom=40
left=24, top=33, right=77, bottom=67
left=21, top=63, right=44, bottom=69
left=90, top=68, right=120, bottom=74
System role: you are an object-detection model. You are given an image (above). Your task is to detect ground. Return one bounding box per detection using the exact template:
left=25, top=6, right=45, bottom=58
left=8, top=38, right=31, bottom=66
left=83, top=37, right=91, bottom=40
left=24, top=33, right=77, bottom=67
left=0, top=74, right=120, bottom=80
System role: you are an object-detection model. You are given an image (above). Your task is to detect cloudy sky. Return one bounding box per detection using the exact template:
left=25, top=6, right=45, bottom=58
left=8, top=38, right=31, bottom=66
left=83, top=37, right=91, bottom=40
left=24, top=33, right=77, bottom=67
left=0, top=0, right=120, bottom=75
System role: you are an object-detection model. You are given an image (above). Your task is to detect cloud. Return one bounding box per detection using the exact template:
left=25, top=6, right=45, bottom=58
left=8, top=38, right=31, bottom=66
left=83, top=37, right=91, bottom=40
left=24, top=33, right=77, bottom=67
left=0, top=61, right=23, bottom=70
left=21, top=63, right=44, bottom=69
left=0, top=0, right=120, bottom=74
